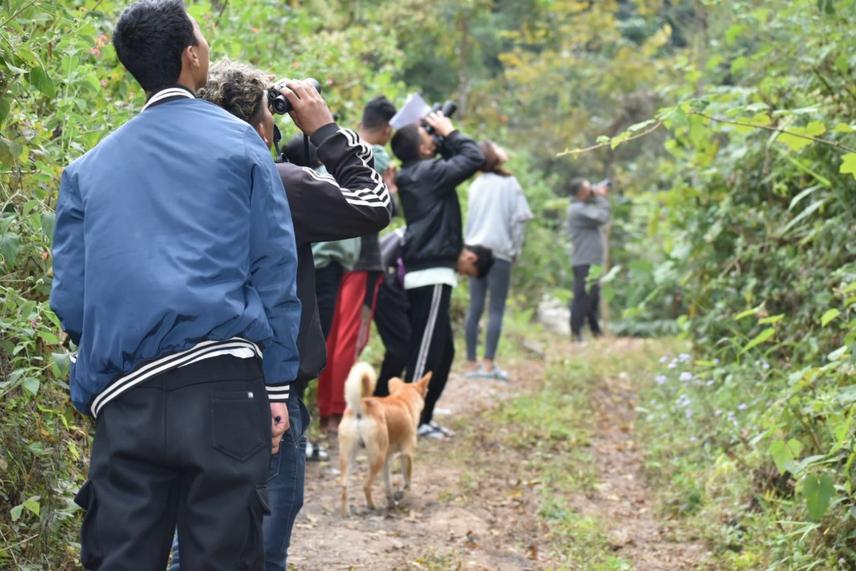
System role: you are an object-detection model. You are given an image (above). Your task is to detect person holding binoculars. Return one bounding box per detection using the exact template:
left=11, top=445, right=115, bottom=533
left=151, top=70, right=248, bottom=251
left=389, top=111, right=485, bottom=440
left=567, top=178, right=612, bottom=342
left=167, top=59, right=393, bottom=570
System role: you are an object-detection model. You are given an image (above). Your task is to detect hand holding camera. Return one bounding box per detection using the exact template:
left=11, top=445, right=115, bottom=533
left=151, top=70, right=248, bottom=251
left=270, top=78, right=334, bottom=136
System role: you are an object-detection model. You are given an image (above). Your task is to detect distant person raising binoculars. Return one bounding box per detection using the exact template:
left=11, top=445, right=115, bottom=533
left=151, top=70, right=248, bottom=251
left=567, top=178, right=612, bottom=342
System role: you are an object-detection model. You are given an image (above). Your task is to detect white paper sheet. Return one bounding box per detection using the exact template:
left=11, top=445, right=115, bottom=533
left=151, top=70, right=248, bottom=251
left=390, top=93, right=432, bottom=130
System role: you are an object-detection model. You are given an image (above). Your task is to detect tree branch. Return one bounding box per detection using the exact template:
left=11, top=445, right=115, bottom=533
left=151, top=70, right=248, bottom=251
left=216, top=0, right=230, bottom=27
left=558, top=111, right=856, bottom=159
left=556, top=120, right=664, bottom=157
left=1, top=0, right=39, bottom=28
left=692, top=112, right=856, bottom=154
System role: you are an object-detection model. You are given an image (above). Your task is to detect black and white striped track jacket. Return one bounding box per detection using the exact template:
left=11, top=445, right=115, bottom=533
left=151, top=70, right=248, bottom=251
left=277, top=122, right=392, bottom=393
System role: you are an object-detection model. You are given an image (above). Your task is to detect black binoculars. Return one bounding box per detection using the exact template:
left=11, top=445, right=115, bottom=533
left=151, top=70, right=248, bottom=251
left=422, top=100, right=458, bottom=135
left=268, top=78, right=322, bottom=115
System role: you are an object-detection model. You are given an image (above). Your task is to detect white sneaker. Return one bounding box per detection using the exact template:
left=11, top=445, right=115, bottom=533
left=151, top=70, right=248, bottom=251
left=464, top=366, right=485, bottom=379
left=429, top=421, right=455, bottom=437
left=485, top=366, right=509, bottom=381
left=417, top=423, right=445, bottom=439
left=305, top=440, right=329, bottom=462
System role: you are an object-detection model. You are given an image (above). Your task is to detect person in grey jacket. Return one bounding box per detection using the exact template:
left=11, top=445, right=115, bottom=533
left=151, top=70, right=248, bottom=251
left=567, top=177, right=611, bottom=341
left=464, top=141, right=533, bottom=380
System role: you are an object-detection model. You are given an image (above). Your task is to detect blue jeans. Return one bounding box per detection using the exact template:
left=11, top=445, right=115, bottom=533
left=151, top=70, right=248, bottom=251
left=168, top=391, right=309, bottom=571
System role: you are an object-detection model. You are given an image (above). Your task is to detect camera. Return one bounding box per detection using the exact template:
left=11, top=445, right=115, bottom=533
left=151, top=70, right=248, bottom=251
left=268, top=78, right=322, bottom=115
left=421, top=100, right=458, bottom=135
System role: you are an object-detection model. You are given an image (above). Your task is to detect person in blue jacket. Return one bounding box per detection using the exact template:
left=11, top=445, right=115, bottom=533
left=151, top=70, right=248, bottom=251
left=49, top=1, right=298, bottom=569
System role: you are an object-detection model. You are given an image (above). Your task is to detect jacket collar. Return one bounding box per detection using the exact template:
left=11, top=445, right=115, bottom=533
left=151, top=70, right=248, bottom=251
left=142, top=85, right=195, bottom=112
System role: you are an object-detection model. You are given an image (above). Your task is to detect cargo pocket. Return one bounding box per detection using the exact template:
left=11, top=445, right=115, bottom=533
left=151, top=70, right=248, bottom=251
left=242, top=486, right=271, bottom=569
left=211, top=391, right=266, bottom=462
left=74, top=480, right=103, bottom=569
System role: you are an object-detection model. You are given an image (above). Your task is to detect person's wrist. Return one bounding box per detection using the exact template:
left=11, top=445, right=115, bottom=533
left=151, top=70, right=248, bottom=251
left=266, top=383, right=290, bottom=402
left=309, top=122, right=338, bottom=146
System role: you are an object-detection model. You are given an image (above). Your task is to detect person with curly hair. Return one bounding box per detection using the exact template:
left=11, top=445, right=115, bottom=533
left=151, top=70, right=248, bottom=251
left=168, top=58, right=391, bottom=571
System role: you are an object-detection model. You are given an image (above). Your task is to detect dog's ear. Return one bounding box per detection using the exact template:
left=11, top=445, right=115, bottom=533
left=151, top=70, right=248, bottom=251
left=416, top=371, right=432, bottom=392
left=388, top=377, right=404, bottom=393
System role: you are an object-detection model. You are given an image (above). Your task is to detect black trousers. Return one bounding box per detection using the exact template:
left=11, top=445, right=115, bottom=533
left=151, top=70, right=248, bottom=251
left=76, top=356, right=271, bottom=571
left=571, top=264, right=601, bottom=338
left=404, top=284, right=454, bottom=425
left=373, top=280, right=412, bottom=396
left=314, top=261, right=344, bottom=338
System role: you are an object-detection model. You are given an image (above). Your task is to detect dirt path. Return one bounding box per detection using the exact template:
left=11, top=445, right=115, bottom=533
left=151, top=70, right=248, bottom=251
left=572, top=340, right=710, bottom=569
left=289, top=338, right=709, bottom=570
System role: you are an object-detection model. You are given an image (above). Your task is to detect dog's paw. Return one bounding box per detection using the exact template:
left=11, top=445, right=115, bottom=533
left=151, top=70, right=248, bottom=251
left=393, top=490, right=406, bottom=502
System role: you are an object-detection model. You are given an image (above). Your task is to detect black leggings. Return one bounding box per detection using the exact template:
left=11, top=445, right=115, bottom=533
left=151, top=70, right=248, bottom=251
left=465, top=259, right=512, bottom=361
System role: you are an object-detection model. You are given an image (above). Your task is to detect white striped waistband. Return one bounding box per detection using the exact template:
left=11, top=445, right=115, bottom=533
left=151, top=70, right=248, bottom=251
left=90, top=338, right=262, bottom=418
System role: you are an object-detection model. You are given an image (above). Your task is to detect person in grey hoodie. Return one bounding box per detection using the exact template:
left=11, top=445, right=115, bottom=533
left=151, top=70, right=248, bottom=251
left=566, top=177, right=611, bottom=341
left=464, top=141, right=533, bottom=380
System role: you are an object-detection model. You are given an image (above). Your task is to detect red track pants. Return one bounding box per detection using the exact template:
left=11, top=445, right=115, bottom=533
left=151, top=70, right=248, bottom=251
left=317, top=270, right=381, bottom=417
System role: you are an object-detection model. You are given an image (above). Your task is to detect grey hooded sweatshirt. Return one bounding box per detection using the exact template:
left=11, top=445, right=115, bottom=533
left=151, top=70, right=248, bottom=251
left=464, top=172, right=533, bottom=262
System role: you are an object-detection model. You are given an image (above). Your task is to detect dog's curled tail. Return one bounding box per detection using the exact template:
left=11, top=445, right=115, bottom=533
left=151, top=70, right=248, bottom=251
left=344, top=361, right=377, bottom=415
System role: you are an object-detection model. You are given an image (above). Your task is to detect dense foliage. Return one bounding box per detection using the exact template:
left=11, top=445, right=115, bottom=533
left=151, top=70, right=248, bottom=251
left=1, top=0, right=854, bottom=568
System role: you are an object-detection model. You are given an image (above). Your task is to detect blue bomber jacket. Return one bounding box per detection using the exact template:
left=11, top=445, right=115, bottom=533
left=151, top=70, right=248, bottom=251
left=50, top=90, right=301, bottom=416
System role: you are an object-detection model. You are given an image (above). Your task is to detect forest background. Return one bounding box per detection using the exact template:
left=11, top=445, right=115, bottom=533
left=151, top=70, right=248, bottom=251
left=1, top=0, right=854, bottom=568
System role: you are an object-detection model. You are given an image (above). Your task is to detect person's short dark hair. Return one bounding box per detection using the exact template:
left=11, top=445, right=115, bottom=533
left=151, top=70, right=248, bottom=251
left=465, top=244, right=495, bottom=278
left=568, top=177, right=587, bottom=197
left=480, top=141, right=511, bottom=177
left=391, top=124, right=422, bottom=163
left=113, top=0, right=198, bottom=93
left=361, top=96, right=397, bottom=131
left=283, top=134, right=321, bottom=168
left=198, top=59, right=268, bottom=126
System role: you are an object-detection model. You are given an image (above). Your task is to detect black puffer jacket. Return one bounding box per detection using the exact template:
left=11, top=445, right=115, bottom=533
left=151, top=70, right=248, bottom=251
left=396, top=131, right=484, bottom=271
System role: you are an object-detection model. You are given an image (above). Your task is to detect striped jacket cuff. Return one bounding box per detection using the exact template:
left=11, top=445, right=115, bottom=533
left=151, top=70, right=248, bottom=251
left=266, top=384, right=290, bottom=402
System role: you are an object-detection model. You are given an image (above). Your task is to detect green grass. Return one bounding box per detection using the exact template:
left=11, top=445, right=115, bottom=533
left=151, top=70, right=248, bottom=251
left=473, top=335, right=675, bottom=569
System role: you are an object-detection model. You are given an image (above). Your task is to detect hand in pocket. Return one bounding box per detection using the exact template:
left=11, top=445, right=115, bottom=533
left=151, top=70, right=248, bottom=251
left=270, top=402, right=289, bottom=454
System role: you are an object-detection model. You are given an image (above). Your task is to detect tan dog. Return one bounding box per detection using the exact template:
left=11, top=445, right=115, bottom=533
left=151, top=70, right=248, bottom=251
left=338, top=362, right=431, bottom=516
